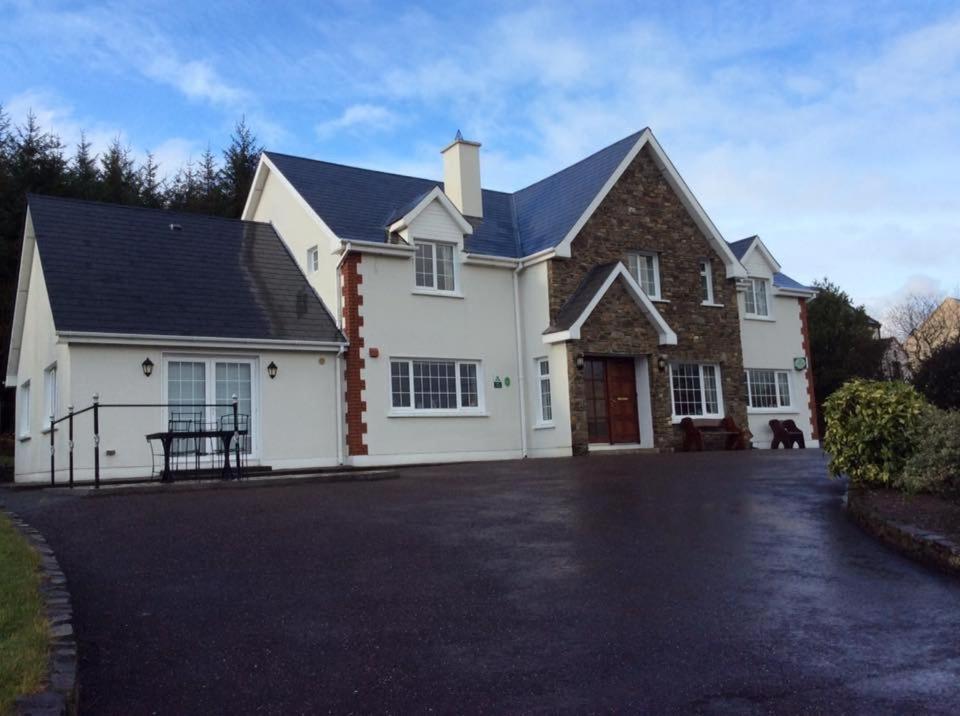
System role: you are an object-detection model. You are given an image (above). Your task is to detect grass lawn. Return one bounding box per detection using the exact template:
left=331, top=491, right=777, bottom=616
left=0, top=514, right=48, bottom=714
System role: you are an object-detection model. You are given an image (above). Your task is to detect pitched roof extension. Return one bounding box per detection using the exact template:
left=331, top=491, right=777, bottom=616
left=27, top=194, right=346, bottom=344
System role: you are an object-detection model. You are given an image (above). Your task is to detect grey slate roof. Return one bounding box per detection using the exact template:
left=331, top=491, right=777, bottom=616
left=727, top=236, right=756, bottom=261
left=545, top=262, right=621, bottom=333
left=28, top=194, right=346, bottom=344
left=726, top=236, right=813, bottom=292
left=264, top=129, right=644, bottom=259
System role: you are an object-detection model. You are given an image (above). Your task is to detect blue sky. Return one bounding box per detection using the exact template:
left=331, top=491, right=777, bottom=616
left=2, top=0, right=959, bottom=322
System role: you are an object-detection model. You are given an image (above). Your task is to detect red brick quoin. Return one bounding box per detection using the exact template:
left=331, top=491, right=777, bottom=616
left=798, top=298, right=820, bottom=440
left=340, top=253, right=367, bottom=456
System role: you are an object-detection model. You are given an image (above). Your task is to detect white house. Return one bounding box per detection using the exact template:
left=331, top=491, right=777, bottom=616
left=10, top=128, right=818, bottom=483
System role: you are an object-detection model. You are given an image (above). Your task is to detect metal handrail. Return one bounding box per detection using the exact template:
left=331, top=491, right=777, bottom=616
left=48, top=394, right=244, bottom=489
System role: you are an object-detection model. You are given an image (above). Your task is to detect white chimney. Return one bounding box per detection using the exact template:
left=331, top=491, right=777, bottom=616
left=441, top=131, right=483, bottom=218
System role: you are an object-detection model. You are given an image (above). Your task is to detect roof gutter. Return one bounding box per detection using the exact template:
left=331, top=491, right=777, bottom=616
left=57, top=331, right=347, bottom=352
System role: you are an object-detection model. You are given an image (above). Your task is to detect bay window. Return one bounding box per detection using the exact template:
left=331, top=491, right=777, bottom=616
left=745, top=369, right=792, bottom=410
left=414, top=241, right=456, bottom=292
left=744, top=278, right=769, bottom=317
left=670, top=363, right=723, bottom=419
left=390, top=358, right=482, bottom=414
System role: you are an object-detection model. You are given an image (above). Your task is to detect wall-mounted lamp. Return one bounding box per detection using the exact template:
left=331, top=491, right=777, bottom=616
left=267, top=361, right=278, bottom=379
left=141, top=357, right=154, bottom=377
left=657, top=355, right=668, bottom=372
left=575, top=354, right=585, bottom=371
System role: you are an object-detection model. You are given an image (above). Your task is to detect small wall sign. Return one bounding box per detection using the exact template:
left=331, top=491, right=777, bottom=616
left=793, top=356, right=808, bottom=371
left=503, top=376, right=511, bottom=387
left=493, top=376, right=503, bottom=389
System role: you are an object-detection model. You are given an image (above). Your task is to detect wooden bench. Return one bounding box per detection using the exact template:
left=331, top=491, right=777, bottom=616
left=769, top=419, right=805, bottom=449
left=680, top=416, right=752, bottom=452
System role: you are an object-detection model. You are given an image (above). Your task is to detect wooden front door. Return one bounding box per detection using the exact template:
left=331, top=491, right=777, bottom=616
left=584, top=357, right=640, bottom=445
left=606, top=358, right=640, bottom=444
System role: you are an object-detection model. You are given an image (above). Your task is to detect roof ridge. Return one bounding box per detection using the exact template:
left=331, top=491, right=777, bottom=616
left=27, top=193, right=268, bottom=227
left=512, top=129, right=647, bottom=196
left=265, top=151, right=443, bottom=187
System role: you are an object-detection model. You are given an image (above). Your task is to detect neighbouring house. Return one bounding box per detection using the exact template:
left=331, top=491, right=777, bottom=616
left=904, top=297, right=960, bottom=367
left=10, top=128, right=818, bottom=482
left=866, top=315, right=912, bottom=381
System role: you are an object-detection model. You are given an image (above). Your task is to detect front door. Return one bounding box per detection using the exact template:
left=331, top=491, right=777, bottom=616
left=606, top=358, right=640, bottom=444
left=584, top=357, right=640, bottom=445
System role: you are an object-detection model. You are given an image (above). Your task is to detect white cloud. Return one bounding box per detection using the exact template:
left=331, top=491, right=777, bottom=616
left=315, top=104, right=399, bottom=139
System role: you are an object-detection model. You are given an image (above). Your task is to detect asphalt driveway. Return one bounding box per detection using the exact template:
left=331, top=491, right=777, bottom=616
left=4, top=450, right=960, bottom=714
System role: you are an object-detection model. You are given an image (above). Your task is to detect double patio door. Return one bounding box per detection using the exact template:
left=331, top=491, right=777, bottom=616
left=165, top=357, right=256, bottom=456
left=585, top=357, right=640, bottom=445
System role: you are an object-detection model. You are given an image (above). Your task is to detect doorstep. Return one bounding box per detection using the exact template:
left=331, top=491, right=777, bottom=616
left=588, top=443, right=659, bottom=455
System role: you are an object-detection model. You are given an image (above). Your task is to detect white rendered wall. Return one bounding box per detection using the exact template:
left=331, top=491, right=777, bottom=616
left=14, top=243, right=70, bottom=482
left=354, top=204, right=524, bottom=465
left=250, top=167, right=339, bottom=316
left=518, top=261, right=573, bottom=458
left=16, top=343, right=340, bottom=483
left=738, top=251, right=816, bottom=448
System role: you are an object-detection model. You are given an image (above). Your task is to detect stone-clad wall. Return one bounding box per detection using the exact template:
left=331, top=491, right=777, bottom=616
left=548, top=144, right=747, bottom=452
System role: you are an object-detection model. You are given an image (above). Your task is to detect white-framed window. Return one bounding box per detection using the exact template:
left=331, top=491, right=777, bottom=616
left=744, top=278, right=769, bottom=317
left=414, top=241, right=456, bottom=292
left=18, top=380, right=30, bottom=438
left=700, top=260, right=715, bottom=304
left=745, top=369, right=792, bottom=410
left=627, top=252, right=661, bottom=299
left=390, top=358, right=483, bottom=414
left=536, top=357, right=552, bottom=424
left=306, top=246, right=319, bottom=273
left=165, top=357, right=257, bottom=455
left=669, top=363, right=723, bottom=420
left=43, top=364, right=57, bottom=430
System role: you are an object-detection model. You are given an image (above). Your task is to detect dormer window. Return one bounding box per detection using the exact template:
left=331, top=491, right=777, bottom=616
left=415, top=241, right=456, bottom=292
left=744, top=278, right=770, bottom=317
left=627, top=252, right=661, bottom=300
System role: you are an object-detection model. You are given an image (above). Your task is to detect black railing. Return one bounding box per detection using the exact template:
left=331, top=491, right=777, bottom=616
left=48, top=395, right=246, bottom=489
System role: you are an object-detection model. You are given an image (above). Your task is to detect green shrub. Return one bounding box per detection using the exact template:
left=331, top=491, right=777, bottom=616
left=823, top=379, right=928, bottom=485
left=897, top=408, right=960, bottom=494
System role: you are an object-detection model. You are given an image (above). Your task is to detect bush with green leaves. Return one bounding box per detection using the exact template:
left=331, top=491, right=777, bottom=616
left=823, top=379, right=928, bottom=485
left=913, top=341, right=960, bottom=411
left=897, top=408, right=960, bottom=495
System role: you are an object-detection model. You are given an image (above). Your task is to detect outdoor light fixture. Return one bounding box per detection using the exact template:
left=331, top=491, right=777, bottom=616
left=575, top=354, right=585, bottom=371
left=267, top=361, right=278, bottom=379
left=657, top=355, right=667, bottom=372
left=141, top=357, right=154, bottom=377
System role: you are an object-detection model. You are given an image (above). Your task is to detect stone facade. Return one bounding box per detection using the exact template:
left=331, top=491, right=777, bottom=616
left=548, top=144, right=748, bottom=453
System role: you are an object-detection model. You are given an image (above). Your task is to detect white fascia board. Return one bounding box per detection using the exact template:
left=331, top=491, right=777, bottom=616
left=463, top=253, right=519, bottom=268
left=334, top=240, right=415, bottom=259
left=57, top=331, right=347, bottom=352
left=542, top=263, right=677, bottom=346
left=5, top=209, right=36, bottom=384
left=253, top=154, right=344, bottom=253
left=554, top=129, right=747, bottom=278
left=519, top=247, right=557, bottom=267
left=774, top=287, right=816, bottom=298
left=240, top=156, right=270, bottom=220
left=742, top=236, right=782, bottom=273
left=387, top=186, right=474, bottom=235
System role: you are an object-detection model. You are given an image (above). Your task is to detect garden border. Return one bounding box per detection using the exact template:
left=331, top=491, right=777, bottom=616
left=845, top=489, right=960, bottom=576
left=5, top=511, right=79, bottom=715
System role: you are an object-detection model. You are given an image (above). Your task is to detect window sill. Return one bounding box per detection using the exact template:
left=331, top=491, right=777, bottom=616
left=411, top=289, right=464, bottom=299
left=670, top=415, right=724, bottom=424
left=18, top=434, right=31, bottom=443
left=533, top=422, right=555, bottom=430
left=41, top=426, right=57, bottom=435
left=744, top=314, right=775, bottom=322
left=747, top=408, right=799, bottom=415
left=388, top=410, right=488, bottom=418
left=650, top=297, right=670, bottom=304
left=701, top=301, right=724, bottom=308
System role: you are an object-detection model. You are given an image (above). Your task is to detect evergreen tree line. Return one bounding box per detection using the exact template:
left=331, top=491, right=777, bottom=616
left=0, top=106, right=263, bottom=368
